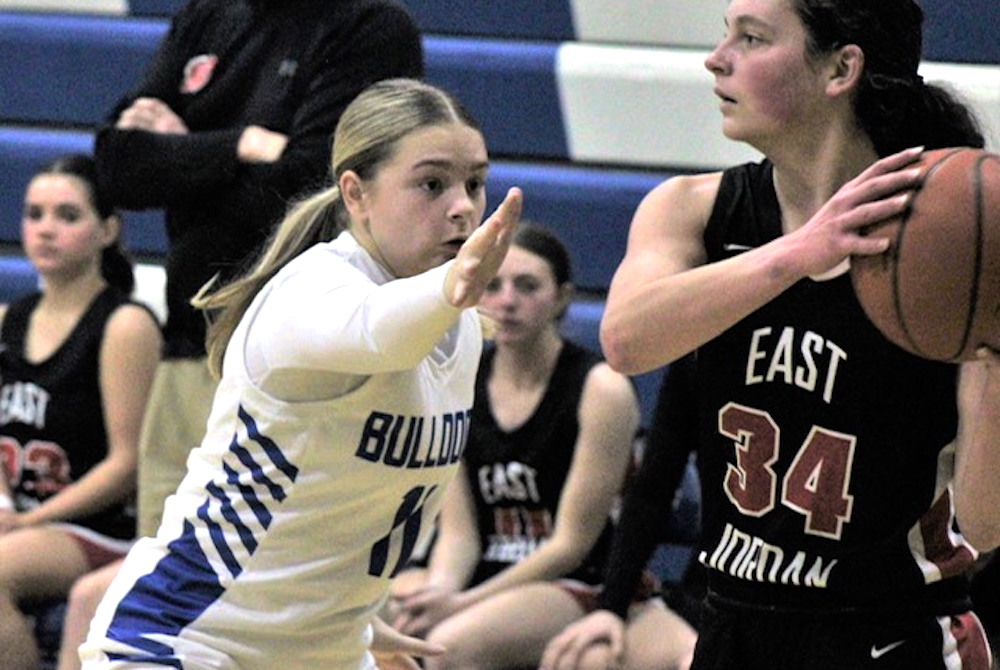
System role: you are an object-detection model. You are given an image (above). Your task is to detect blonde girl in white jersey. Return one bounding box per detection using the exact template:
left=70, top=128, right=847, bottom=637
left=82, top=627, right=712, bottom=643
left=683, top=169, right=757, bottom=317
left=78, top=78, right=522, bottom=670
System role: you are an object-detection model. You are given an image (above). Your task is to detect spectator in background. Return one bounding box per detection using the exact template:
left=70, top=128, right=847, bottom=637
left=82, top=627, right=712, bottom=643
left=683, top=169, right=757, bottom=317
left=542, top=353, right=701, bottom=670
left=389, top=225, right=694, bottom=670
left=80, top=76, right=522, bottom=670
left=0, top=154, right=161, bottom=670
left=93, top=0, right=424, bottom=539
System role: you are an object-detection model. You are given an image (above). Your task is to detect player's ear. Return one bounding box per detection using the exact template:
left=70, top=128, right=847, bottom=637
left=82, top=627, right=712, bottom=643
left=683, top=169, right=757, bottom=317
left=99, top=213, right=122, bottom=249
left=826, top=43, right=864, bottom=97
left=339, top=170, right=367, bottom=219
left=555, top=281, right=574, bottom=319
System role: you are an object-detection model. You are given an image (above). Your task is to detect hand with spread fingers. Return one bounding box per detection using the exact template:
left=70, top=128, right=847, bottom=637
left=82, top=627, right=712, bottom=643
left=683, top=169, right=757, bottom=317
left=444, top=187, right=522, bottom=308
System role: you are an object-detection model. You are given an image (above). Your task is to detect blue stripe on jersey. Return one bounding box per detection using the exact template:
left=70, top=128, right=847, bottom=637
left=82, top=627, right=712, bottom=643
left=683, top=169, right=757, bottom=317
left=211, top=473, right=259, bottom=553
left=101, top=404, right=299, bottom=662
left=197, top=493, right=243, bottom=577
left=222, top=460, right=272, bottom=528
left=105, top=519, right=224, bottom=662
left=238, top=404, right=299, bottom=482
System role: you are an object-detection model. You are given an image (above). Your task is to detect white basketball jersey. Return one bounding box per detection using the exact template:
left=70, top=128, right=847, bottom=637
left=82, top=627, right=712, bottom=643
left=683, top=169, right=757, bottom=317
left=82, top=236, right=481, bottom=670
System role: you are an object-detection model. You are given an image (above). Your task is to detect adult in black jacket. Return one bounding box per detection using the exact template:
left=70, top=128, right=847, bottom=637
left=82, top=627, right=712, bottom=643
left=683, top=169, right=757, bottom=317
left=93, top=0, right=424, bottom=539
left=96, top=0, right=424, bottom=361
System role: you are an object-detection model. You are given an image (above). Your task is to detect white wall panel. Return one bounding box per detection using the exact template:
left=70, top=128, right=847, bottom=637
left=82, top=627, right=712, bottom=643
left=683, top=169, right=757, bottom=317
left=558, top=43, right=1000, bottom=170
left=0, top=0, right=126, bottom=14
left=134, top=263, right=166, bottom=324
left=557, top=43, right=761, bottom=170
left=569, top=0, right=724, bottom=48
left=919, top=62, right=1000, bottom=152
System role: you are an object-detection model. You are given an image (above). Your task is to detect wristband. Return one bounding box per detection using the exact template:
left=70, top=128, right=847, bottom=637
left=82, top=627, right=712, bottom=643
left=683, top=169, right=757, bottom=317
left=0, top=494, right=14, bottom=511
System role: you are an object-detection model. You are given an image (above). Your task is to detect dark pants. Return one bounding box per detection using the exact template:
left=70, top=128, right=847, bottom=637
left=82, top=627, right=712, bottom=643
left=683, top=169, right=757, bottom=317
left=690, top=596, right=992, bottom=670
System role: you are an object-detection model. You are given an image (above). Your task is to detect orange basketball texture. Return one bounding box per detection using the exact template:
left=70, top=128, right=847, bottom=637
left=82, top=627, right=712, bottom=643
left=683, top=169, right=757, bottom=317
left=850, top=147, right=1000, bottom=361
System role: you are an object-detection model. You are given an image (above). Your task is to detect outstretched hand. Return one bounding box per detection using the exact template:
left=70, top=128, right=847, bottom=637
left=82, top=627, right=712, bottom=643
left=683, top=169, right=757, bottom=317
left=370, top=616, right=445, bottom=670
left=444, top=187, right=522, bottom=308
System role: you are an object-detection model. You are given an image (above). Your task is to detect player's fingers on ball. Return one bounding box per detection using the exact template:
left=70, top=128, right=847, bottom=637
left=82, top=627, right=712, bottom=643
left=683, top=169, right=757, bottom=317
left=870, top=145, right=924, bottom=173
left=539, top=636, right=564, bottom=670
left=853, top=193, right=911, bottom=229
left=852, top=232, right=890, bottom=256
left=852, top=170, right=918, bottom=208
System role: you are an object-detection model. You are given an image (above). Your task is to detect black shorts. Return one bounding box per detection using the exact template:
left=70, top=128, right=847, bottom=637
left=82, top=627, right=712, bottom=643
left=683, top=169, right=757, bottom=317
left=690, top=596, right=993, bottom=670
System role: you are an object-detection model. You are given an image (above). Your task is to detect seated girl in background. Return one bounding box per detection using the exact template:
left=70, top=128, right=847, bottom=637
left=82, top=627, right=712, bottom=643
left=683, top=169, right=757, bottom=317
left=0, top=154, right=162, bottom=670
left=390, top=224, right=696, bottom=670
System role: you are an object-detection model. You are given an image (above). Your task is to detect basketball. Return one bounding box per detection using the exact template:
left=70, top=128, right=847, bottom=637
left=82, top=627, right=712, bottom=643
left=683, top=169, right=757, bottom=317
left=850, top=147, right=1000, bottom=361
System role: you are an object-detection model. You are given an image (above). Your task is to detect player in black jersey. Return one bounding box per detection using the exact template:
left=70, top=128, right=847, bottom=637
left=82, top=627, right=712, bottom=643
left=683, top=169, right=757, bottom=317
left=0, top=155, right=161, bottom=670
left=542, top=353, right=702, bottom=670
left=598, top=1, right=999, bottom=668
left=390, top=225, right=695, bottom=670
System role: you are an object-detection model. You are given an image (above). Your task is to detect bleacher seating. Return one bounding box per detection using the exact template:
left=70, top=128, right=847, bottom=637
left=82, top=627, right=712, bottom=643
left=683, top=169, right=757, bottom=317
left=0, top=126, right=168, bottom=258
left=5, top=12, right=996, bottom=171
left=0, top=13, right=166, bottom=127
left=0, top=255, right=38, bottom=299
left=127, top=0, right=184, bottom=15
left=400, top=0, right=1000, bottom=61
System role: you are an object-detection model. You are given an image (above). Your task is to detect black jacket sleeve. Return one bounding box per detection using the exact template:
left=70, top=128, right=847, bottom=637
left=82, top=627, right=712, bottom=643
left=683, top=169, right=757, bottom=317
left=94, top=0, right=423, bottom=216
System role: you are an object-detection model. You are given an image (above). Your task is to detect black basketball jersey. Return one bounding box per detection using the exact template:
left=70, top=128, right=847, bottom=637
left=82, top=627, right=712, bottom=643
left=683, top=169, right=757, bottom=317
left=0, top=286, right=138, bottom=539
left=696, top=160, right=975, bottom=614
left=464, top=340, right=613, bottom=586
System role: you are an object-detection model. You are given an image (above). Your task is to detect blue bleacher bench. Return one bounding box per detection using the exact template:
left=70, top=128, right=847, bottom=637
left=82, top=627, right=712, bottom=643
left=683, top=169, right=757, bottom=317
left=0, top=125, right=667, bottom=290
left=424, top=35, right=566, bottom=160
left=0, top=12, right=166, bottom=127
left=0, top=12, right=772, bottom=168
left=127, top=0, right=185, bottom=16
left=561, top=299, right=665, bottom=431
left=2, top=12, right=997, bottom=168
left=0, top=126, right=169, bottom=257
left=486, top=162, right=668, bottom=291
left=0, top=13, right=570, bottom=160
left=0, top=255, right=39, bottom=302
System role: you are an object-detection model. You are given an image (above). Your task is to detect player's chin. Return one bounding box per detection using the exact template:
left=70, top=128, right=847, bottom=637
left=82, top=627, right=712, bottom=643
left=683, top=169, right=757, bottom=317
left=436, top=249, right=460, bottom=265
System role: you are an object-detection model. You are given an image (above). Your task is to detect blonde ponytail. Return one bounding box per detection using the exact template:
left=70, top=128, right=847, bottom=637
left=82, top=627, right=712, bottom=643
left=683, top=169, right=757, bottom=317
left=192, top=186, right=343, bottom=378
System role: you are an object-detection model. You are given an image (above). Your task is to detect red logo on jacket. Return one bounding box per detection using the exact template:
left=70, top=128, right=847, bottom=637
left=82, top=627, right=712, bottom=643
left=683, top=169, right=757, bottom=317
left=180, top=54, right=218, bottom=94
